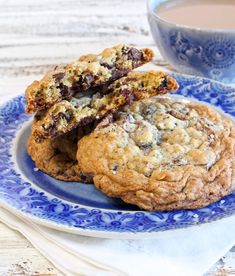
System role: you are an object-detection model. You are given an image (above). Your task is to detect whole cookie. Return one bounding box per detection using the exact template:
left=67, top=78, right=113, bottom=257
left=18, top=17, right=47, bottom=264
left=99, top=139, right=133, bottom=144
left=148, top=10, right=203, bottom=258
left=27, top=123, right=92, bottom=182
left=77, top=97, right=235, bottom=211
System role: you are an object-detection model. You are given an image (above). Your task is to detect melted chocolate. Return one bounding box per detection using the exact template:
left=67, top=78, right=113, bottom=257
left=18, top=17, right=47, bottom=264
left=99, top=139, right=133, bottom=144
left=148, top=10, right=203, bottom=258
left=127, top=48, right=143, bottom=61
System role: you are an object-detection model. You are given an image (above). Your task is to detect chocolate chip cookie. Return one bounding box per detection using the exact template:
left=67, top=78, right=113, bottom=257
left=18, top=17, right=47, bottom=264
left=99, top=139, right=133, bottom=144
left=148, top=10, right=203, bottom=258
left=31, top=71, right=178, bottom=142
left=25, top=44, right=154, bottom=113
left=27, top=123, right=93, bottom=182
left=77, top=97, right=235, bottom=211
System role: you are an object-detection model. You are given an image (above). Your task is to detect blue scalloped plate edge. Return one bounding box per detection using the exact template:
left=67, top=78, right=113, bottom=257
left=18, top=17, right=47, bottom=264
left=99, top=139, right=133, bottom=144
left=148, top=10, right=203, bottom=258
left=0, top=72, right=235, bottom=239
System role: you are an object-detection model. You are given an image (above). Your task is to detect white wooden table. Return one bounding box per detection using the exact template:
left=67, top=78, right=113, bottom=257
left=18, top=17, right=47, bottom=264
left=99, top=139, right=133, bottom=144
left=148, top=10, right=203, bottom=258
left=0, top=0, right=235, bottom=274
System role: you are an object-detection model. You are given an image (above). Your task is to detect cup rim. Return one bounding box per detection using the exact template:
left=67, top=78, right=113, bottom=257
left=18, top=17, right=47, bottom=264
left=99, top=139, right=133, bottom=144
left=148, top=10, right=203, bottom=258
left=147, top=0, right=235, bottom=34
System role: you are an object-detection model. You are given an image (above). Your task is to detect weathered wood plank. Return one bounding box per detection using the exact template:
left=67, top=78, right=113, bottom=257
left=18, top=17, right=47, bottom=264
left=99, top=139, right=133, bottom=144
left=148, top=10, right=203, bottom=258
left=0, top=0, right=156, bottom=79
left=0, top=1, right=152, bottom=48
left=0, top=222, right=62, bottom=275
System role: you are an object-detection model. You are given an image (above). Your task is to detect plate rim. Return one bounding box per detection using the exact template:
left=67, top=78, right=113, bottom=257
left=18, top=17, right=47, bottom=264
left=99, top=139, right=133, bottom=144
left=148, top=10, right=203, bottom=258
left=0, top=72, right=235, bottom=238
left=1, top=200, right=235, bottom=239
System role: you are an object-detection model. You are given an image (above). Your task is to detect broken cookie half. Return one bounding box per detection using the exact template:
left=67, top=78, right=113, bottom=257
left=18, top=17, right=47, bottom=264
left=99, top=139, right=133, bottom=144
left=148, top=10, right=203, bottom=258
left=32, top=71, right=179, bottom=142
left=25, top=44, right=154, bottom=113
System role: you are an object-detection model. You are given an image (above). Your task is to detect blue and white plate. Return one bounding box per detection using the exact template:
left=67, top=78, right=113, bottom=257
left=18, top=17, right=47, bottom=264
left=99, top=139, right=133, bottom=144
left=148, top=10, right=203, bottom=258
left=0, top=73, right=235, bottom=238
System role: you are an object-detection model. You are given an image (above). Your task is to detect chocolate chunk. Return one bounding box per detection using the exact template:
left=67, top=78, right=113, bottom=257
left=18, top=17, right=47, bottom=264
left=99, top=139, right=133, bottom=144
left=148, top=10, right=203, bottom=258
left=43, top=114, right=98, bottom=140
left=127, top=48, right=143, bottom=61
left=100, top=62, right=113, bottom=69
left=69, top=83, right=81, bottom=94
left=160, top=76, right=168, bottom=88
left=59, top=83, right=73, bottom=98
left=121, top=89, right=136, bottom=105
left=53, top=72, right=65, bottom=82
left=70, top=74, right=96, bottom=93
left=110, top=69, right=129, bottom=81
left=79, top=115, right=96, bottom=127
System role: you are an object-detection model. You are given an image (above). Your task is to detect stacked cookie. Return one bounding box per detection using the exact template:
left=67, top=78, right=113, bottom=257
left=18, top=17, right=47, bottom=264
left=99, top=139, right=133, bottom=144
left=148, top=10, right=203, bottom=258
left=26, top=45, right=178, bottom=182
left=26, top=44, right=235, bottom=211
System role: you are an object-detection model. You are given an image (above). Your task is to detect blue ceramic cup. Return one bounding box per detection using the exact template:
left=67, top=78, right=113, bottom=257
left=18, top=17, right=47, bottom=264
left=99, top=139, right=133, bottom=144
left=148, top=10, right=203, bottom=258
left=147, top=0, right=235, bottom=83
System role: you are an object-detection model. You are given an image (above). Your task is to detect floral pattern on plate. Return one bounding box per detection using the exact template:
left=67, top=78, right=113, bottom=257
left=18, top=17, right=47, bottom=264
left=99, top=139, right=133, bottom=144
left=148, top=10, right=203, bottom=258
left=0, top=73, right=235, bottom=237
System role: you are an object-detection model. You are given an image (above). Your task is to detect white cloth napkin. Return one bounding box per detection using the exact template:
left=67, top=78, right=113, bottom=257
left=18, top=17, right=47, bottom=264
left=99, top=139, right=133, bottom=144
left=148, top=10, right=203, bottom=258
left=1, top=207, right=235, bottom=276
